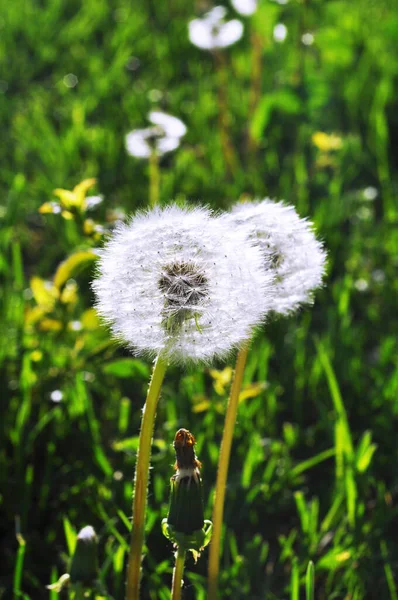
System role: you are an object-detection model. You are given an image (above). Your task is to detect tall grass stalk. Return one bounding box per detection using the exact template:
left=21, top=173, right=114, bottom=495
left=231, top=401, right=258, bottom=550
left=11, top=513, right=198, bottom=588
left=126, top=354, right=168, bottom=600
left=207, top=344, right=249, bottom=600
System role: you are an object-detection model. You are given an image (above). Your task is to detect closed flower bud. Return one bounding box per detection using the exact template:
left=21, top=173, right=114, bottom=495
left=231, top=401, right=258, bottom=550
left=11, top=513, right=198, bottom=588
left=69, top=526, right=98, bottom=586
left=162, top=429, right=212, bottom=558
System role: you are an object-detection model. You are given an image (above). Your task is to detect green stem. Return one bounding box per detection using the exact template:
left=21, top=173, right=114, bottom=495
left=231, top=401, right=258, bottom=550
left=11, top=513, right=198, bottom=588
left=126, top=354, right=168, bottom=600
left=171, top=547, right=186, bottom=600
left=207, top=344, right=249, bottom=600
left=247, top=26, right=264, bottom=156
left=149, top=151, right=160, bottom=207
left=214, top=50, right=239, bottom=177
left=72, top=584, right=85, bottom=600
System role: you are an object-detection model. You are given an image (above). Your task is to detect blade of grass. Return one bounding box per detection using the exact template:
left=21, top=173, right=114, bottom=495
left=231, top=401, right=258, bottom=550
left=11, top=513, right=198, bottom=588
left=14, top=518, right=26, bottom=597
left=381, top=541, right=398, bottom=600
left=290, top=557, right=299, bottom=600
left=306, top=561, right=315, bottom=600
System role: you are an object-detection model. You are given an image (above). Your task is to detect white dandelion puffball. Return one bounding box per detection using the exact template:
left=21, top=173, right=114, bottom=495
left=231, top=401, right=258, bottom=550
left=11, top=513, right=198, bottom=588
left=189, top=6, right=244, bottom=50
left=92, top=205, right=272, bottom=364
left=125, top=111, right=186, bottom=159
left=273, top=23, right=288, bottom=43
left=231, top=0, right=258, bottom=17
left=77, top=526, right=97, bottom=542
left=222, top=200, right=326, bottom=315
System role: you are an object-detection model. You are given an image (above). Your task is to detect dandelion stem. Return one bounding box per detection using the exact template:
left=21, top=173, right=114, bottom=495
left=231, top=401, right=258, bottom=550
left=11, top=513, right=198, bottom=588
left=207, top=344, right=249, bottom=600
left=214, top=50, right=239, bottom=176
left=126, top=354, right=168, bottom=600
left=149, top=151, right=160, bottom=207
left=247, top=27, right=264, bottom=155
left=171, top=547, right=186, bottom=600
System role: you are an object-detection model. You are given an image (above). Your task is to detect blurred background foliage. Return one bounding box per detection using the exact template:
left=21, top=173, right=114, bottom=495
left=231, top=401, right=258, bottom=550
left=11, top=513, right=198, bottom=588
left=1, top=0, right=398, bottom=598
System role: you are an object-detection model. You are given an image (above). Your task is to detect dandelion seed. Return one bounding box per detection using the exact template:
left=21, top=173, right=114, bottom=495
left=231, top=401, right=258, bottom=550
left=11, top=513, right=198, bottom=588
left=92, top=205, right=272, bottom=364
left=363, top=186, right=378, bottom=201
left=221, top=199, right=327, bottom=315
left=63, top=73, right=78, bottom=88
left=354, top=279, right=368, bottom=292
left=302, top=32, right=314, bottom=46
left=85, top=195, right=104, bottom=210
left=189, top=6, right=244, bottom=50
left=273, top=23, right=287, bottom=43
left=230, top=0, right=258, bottom=16
left=125, top=111, right=186, bottom=159
left=50, top=390, right=63, bottom=403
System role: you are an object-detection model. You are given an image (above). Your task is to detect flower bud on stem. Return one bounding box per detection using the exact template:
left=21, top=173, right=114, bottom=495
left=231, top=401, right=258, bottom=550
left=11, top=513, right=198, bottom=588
left=162, top=429, right=212, bottom=600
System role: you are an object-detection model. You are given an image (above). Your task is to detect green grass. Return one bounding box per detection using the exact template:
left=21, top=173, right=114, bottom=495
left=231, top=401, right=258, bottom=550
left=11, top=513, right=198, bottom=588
left=1, top=0, right=398, bottom=598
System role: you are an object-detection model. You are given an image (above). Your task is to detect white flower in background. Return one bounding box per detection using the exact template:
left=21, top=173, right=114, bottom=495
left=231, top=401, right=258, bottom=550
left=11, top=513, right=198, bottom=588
left=221, top=200, right=326, bottom=315
left=85, top=195, right=104, bottom=210
left=273, top=23, right=288, bottom=42
left=149, top=111, right=187, bottom=138
left=231, top=0, right=257, bottom=16
left=77, top=526, right=97, bottom=542
left=189, top=6, right=244, bottom=50
left=92, top=205, right=272, bottom=364
left=125, top=111, right=187, bottom=159
left=301, top=32, right=314, bottom=46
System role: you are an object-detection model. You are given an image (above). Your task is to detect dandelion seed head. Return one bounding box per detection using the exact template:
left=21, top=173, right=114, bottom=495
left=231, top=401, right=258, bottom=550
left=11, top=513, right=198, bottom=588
left=77, top=526, right=97, bottom=542
left=125, top=112, right=186, bottom=159
left=273, top=23, right=287, bottom=42
left=222, top=199, right=327, bottom=315
left=231, top=0, right=257, bottom=16
left=92, top=205, right=271, bottom=364
left=189, top=7, right=244, bottom=50
left=301, top=32, right=314, bottom=46
left=149, top=111, right=187, bottom=138
left=363, top=186, right=378, bottom=201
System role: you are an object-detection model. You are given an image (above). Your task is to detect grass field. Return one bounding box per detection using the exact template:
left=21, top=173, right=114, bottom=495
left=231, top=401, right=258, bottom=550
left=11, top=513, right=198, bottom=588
left=1, top=0, right=398, bottom=598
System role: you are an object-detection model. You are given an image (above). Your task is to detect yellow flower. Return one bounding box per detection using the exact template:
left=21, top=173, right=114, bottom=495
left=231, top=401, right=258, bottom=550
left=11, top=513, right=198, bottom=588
left=312, top=132, right=343, bottom=152
left=39, top=178, right=97, bottom=216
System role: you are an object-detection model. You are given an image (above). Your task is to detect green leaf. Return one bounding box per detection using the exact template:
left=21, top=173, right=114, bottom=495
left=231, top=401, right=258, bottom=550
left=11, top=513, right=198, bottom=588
left=316, top=341, right=353, bottom=457
left=103, top=358, right=150, bottom=379
left=356, top=443, right=377, bottom=473
left=54, top=250, right=97, bottom=289
left=317, top=548, right=351, bottom=571
left=356, top=431, right=377, bottom=473
left=290, top=557, right=299, bottom=600
left=63, top=516, right=77, bottom=556
left=250, top=90, right=301, bottom=141
left=291, top=447, right=335, bottom=477
left=306, top=561, right=315, bottom=600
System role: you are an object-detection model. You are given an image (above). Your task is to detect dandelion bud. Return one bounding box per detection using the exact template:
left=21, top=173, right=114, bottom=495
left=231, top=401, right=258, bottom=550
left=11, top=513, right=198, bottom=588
left=167, top=429, right=204, bottom=534
left=162, top=429, right=212, bottom=559
left=92, top=204, right=272, bottom=364
left=69, top=525, right=99, bottom=585
left=222, top=199, right=327, bottom=315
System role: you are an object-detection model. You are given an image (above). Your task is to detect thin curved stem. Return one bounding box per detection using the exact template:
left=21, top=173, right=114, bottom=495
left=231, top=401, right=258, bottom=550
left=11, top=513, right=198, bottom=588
left=126, top=354, right=168, bottom=600
left=171, top=547, right=186, bottom=600
left=149, top=151, right=160, bottom=207
left=207, top=344, right=249, bottom=600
